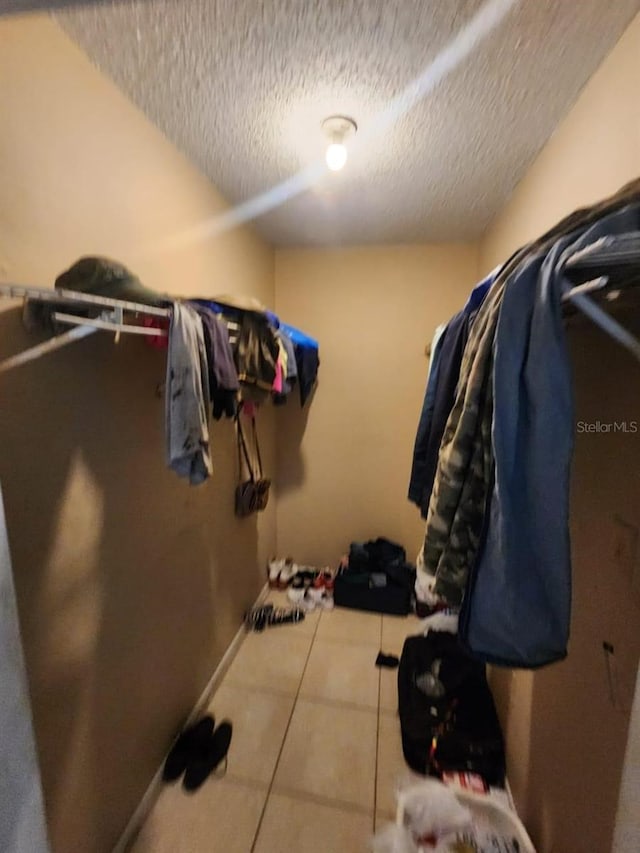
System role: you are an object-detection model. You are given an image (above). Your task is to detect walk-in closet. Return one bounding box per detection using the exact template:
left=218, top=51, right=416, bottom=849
left=1, top=2, right=640, bottom=852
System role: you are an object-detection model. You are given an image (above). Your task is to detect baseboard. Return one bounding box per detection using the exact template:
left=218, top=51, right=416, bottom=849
left=112, top=582, right=268, bottom=853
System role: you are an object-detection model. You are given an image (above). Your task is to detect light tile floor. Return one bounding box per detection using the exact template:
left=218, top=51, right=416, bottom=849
left=132, top=595, right=423, bottom=853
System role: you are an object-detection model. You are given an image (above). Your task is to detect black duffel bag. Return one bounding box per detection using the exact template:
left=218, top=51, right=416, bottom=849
left=397, top=631, right=506, bottom=787
left=334, top=538, right=415, bottom=616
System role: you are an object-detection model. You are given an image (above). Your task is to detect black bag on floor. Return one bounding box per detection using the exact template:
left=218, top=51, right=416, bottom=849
left=397, top=632, right=505, bottom=787
left=334, top=539, right=415, bottom=616
left=333, top=574, right=411, bottom=616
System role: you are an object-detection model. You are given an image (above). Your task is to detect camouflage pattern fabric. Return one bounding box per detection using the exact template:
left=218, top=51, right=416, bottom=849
left=423, top=178, right=640, bottom=607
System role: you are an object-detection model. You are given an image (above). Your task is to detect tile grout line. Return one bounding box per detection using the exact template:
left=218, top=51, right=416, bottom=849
left=248, top=607, right=324, bottom=852
left=267, top=784, right=374, bottom=817
left=291, top=692, right=378, bottom=714
left=306, top=635, right=382, bottom=649
left=222, top=772, right=375, bottom=818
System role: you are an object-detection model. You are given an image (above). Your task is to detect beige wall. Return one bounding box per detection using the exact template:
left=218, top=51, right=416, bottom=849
left=481, top=14, right=640, bottom=271
left=0, top=15, right=274, bottom=853
left=274, top=244, right=478, bottom=566
left=480, top=12, right=640, bottom=853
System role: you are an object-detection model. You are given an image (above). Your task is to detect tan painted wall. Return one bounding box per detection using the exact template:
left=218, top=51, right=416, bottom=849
left=0, top=15, right=275, bottom=853
left=480, top=13, right=640, bottom=853
left=274, top=244, right=478, bottom=566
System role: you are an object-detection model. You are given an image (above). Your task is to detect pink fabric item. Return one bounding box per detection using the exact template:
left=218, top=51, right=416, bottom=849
left=272, top=356, right=283, bottom=393
left=242, top=401, right=257, bottom=418
left=143, top=316, right=169, bottom=349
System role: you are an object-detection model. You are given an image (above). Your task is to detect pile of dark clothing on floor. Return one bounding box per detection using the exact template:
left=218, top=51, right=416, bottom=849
left=334, top=537, right=416, bottom=616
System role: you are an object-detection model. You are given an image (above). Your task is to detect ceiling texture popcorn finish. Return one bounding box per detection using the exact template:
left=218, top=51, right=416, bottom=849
left=5, top=0, right=640, bottom=246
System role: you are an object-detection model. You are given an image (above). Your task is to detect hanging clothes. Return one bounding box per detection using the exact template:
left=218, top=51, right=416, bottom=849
left=408, top=322, right=447, bottom=513
left=277, top=337, right=288, bottom=379
left=409, top=273, right=494, bottom=518
left=142, top=315, right=170, bottom=349
left=273, top=329, right=298, bottom=405
left=460, top=201, right=640, bottom=668
left=234, top=311, right=280, bottom=393
left=192, top=299, right=281, bottom=399
left=278, top=328, right=297, bottom=385
left=165, top=303, right=212, bottom=485
left=191, top=305, right=239, bottom=420
left=421, top=178, right=640, bottom=620
left=281, top=323, right=319, bottom=406
left=272, top=344, right=284, bottom=394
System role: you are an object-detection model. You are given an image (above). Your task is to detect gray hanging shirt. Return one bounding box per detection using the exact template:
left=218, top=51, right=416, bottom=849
left=165, top=303, right=212, bottom=484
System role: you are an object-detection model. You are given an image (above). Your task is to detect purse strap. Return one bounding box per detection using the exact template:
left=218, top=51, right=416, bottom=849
left=236, top=414, right=256, bottom=484
left=251, top=417, right=264, bottom=480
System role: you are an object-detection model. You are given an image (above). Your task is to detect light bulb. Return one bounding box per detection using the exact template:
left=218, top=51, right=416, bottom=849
left=326, top=142, right=347, bottom=171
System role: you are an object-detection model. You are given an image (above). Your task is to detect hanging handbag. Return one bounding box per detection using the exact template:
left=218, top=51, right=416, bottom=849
left=235, top=415, right=258, bottom=517
left=250, top=416, right=271, bottom=511
left=234, top=413, right=271, bottom=517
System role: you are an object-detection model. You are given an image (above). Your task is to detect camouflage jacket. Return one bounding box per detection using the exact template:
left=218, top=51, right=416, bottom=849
left=423, top=178, right=640, bottom=607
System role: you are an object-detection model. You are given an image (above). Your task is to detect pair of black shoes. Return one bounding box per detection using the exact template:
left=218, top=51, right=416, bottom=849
left=162, top=715, right=233, bottom=792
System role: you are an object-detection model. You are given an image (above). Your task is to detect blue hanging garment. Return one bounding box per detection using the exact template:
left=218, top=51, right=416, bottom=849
left=460, top=204, right=640, bottom=668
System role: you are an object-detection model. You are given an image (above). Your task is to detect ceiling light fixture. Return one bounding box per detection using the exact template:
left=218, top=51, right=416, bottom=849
left=321, top=115, right=357, bottom=172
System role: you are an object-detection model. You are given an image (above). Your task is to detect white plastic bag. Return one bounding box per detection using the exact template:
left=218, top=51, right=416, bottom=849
left=372, top=776, right=537, bottom=853
left=398, top=779, right=472, bottom=838
left=372, top=779, right=473, bottom=852
left=371, top=824, right=419, bottom=853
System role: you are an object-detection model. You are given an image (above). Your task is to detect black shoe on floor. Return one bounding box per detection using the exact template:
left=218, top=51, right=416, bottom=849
left=375, top=651, right=400, bottom=669
left=267, top=607, right=305, bottom=627
left=183, top=720, right=233, bottom=792
left=245, top=603, right=274, bottom=631
left=162, top=715, right=215, bottom=783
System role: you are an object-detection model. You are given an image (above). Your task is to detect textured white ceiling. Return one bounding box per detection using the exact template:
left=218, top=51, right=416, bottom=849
left=6, top=0, right=640, bottom=246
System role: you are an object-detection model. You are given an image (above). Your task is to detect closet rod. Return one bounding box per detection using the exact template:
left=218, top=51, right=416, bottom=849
left=569, top=290, right=640, bottom=362
left=562, top=276, right=640, bottom=363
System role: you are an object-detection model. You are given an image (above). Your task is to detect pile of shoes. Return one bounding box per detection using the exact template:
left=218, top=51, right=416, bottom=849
left=267, top=557, right=335, bottom=611
left=287, top=569, right=335, bottom=612
left=162, top=714, right=233, bottom=792
left=267, top=556, right=300, bottom=590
